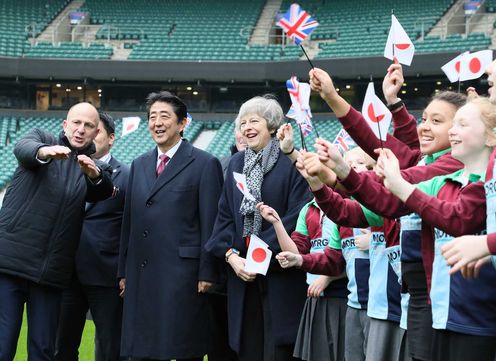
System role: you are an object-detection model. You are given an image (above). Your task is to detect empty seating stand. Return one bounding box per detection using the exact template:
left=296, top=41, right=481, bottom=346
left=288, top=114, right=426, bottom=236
left=0, top=0, right=69, bottom=57
left=25, top=42, right=113, bottom=59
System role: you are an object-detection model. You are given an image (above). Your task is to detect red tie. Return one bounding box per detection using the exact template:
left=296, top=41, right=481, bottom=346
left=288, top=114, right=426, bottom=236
left=156, top=154, right=170, bottom=176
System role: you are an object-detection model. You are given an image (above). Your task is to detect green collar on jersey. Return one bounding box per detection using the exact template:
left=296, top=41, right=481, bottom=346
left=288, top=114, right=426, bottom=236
left=424, top=148, right=451, bottom=165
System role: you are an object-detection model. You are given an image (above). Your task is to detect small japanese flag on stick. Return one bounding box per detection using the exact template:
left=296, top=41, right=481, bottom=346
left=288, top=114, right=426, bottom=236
left=245, top=235, right=272, bottom=275
left=384, top=14, right=415, bottom=66
left=233, top=172, right=255, bottom=201
left=459, top=50, right=493, bottom=81
left=121, top=116, right=141, bottom=137
left=441, top=52, right=469, bottom=83
left=362, top=82, right=392, bottom=143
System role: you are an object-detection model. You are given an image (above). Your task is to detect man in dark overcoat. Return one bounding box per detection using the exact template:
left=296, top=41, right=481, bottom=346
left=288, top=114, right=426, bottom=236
left=118, top=91, right=223, bottom=361
left=55, top=112, right=129, bottom=361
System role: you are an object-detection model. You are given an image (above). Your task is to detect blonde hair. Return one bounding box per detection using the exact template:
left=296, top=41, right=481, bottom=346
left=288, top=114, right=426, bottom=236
left=468, top=97, right=496, bottom=147
left=344, top=147, right=376, bottom=170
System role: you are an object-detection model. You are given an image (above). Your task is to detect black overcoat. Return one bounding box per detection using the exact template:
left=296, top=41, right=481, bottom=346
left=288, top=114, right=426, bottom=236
left=118, top=140, right=223, bottom=359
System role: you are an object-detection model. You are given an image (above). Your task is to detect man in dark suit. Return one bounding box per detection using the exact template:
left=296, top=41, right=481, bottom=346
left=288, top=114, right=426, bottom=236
left=55, top=112, right=130, bottom=361
left=118, top=91, right=223, bottom=361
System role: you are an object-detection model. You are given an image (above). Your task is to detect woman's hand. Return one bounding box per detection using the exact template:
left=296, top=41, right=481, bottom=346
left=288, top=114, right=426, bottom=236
left=228, top=254, right=257, bottom=282
left=198, top=281, right=214, bottom=293
left=277, top=123, right=295, bottom=154
left=276, top=251, right=303, bottom=268
left=383, top=58, right=404, bottom=106
left=119, top=278, right=126, bottom=298
left=256, top=202, right=281, bottom=224
left=376, top=148, right=415, bottom=201
left=441, top=235, right=491, bottom=275
left=307, top=275, right=333, bottom=298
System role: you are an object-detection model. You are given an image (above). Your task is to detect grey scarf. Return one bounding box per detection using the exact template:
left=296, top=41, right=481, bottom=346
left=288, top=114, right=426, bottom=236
left=240, top=138, right=280, bottom=237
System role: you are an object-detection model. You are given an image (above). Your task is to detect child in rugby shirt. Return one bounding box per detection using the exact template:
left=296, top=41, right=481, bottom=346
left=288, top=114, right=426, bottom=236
left=279, top=132, right=408, bottom=361
left=308, top=64, right=466, bottom=361
left=377, top=97, right=496, bottom=361
left=275, top=128, right=372, bottom=361
left=256, top=199, right=347, bottom=361
left=441, top=147, right=496, bottom=276
left=296, top=150, right=409, bottom=361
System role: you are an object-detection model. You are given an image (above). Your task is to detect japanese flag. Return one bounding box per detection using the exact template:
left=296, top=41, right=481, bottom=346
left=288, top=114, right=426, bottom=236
left=361, top=82, right=392, bottom=141
left=121, top=116, right=141, bottom=137
left=233, top=172, right=255, bottom=201
left=441, top=52, right=469, bottom=83
left=384, top=14, right=415, bottom=66
left=245, top=234, right=272, bottom=275
left=459, top=50, right=493, bottom=81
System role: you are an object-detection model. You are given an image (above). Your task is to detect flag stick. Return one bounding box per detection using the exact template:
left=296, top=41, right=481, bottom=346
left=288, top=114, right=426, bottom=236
left=313, top=124, right=320, bottom=139
left=297, top=123, right=307, bottom=151
left=391, top=9, right=395, bottom=62
left=377, top=125, right=385, bottom=149
left=457, top=79, right=461, bottom=93
left=269, top=212, right=281, bottom=222
left=300, top=45, right=315, bottom=69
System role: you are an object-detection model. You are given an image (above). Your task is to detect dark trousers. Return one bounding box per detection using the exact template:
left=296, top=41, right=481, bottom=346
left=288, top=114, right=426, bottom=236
left=432, top=329, right=496, bottom=361
left=208, top=293, right=238, bottom=361
left=0, top=273, right=62, bottom=361
left=55, top=277, right=123, bottom=361
left=403, top=262, right=433, bottom=361
left=239, top=280, right=298, bottom=361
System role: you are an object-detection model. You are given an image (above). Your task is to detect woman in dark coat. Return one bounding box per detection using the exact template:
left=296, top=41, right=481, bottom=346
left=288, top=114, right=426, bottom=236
left=206, top=95, right=312, bottom=361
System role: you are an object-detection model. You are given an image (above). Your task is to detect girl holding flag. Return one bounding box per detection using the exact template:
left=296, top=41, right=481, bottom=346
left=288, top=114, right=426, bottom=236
left=293, top=149, right=409, bottom=361
left=255, top=124, right=374, bottom=361
left=308, top=65, right=466, bottom=361
left=376, top=97, right=496, bottom=361
left=273, top=125, right=409, bottom=361
left=274, top=147, right=373, bottom=361
left=316, top=98, right=496, bottom=360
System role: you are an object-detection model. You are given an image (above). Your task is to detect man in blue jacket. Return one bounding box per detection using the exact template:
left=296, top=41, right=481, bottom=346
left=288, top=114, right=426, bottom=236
left=55, top=112, right=129, bottom=361
left=0, top=102, right=113, bottom=361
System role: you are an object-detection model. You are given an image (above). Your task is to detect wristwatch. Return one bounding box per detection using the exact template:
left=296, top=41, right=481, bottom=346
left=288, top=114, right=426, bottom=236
left=387, top=98, right=404, bottom=112
left=225, top=248, right=240, bottom=263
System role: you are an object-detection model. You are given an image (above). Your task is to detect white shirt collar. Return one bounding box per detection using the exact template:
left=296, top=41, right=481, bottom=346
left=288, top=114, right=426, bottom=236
left=98, top=153, right=112, bottom=164
left=156, top=139, right=182, bottom=166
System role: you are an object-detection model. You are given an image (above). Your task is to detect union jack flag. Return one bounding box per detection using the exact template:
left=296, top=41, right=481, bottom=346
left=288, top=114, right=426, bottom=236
left=287, top=107, right=313, bottom=136
left=286, top=76, right=313, bottom=136
left=333, top=128, right=356, bottom=155
left=276, top=3, right=319, bottom=46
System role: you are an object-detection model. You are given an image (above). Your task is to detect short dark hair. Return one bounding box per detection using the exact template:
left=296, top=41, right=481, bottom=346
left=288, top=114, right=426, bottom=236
left=98, top=111, right=115, bottom=135
left=145, top=91, right=187, bottom=124
left=431, top=91, right=466, bottom=110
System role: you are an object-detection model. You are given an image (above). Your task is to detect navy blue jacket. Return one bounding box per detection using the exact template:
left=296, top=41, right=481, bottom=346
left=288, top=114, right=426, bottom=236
left=118, top=140, right=223, bottom=359
left=76, top=156, right=130, bottom=287
left=205, top=150, right=312, bottom=352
